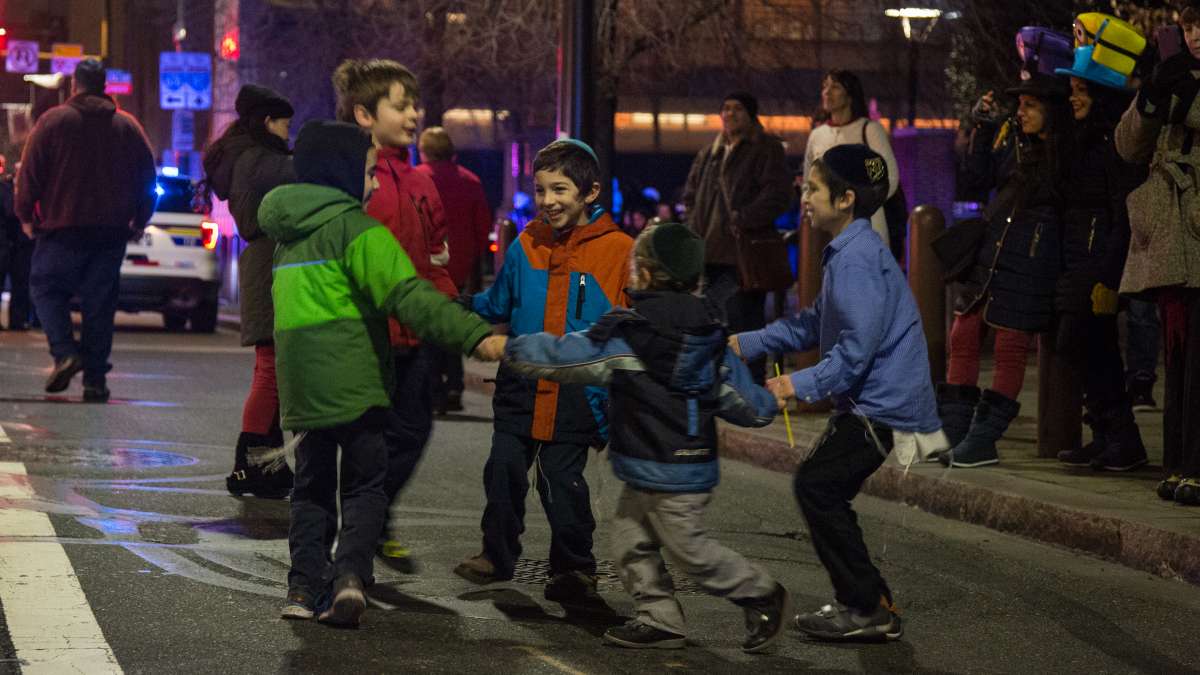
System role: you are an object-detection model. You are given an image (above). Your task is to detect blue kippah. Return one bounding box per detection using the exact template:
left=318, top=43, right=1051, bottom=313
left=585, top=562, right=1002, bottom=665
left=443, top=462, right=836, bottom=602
left=553, top=137, right=599, bottom=164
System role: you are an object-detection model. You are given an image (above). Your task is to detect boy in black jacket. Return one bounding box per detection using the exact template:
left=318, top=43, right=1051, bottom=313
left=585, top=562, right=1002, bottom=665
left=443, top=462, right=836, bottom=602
left=504, top=222, right=790, bottom=652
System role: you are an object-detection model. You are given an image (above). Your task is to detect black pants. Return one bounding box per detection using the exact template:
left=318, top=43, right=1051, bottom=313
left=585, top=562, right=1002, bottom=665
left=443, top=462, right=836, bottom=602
left=481, top=430, right=596, bottom=579
left=1162, top=290, right=1200, bottom=478
left=0, top=240, right=33, bottom=329
left=384, top=345, right=435, bottom=508
left=429, top=343, right=465, bottom=406
left=793, top=413, right=893, bottom=613
left=1061, top=314, right=1128, bottom=413
left=288, top=409, right=390, bottom=597
left=706, top=264, right=767, bottom=384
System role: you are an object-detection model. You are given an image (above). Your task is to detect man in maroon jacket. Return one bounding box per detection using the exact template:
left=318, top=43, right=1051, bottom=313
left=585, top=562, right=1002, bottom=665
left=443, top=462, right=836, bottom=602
left=417, top=126, right=493, bottom=412
left=15, top=59, right=156, bottom=402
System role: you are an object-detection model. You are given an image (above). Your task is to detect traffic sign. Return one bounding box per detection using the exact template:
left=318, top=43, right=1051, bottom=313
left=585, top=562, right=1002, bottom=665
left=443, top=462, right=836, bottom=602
left=50, top=56, right=80, bottom=76
left=159, top=51, right=212, bottom=111
left=172, top=110, right=195, bottom=152
left=5, top=40, right=38, bottom=74
left=106, top=69, right=133, bottom=96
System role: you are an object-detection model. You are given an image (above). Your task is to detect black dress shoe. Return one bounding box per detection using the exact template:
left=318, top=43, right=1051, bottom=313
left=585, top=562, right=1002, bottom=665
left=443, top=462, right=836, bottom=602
left=45, top=355, right=83, bottom=393
left=83, top=385, right=110, bottom=403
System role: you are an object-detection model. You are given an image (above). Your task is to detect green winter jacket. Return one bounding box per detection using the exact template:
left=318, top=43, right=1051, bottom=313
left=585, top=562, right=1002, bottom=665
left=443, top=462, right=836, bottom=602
left=259, top=183, right=492, bottom=430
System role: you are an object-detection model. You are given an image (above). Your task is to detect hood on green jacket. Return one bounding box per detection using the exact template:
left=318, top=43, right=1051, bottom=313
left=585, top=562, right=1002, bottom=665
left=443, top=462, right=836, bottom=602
left=259, top=183, right=362, bottom=244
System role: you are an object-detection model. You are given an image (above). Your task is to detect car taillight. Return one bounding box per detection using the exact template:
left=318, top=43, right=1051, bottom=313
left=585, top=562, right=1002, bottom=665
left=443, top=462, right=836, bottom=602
left=201, top=221, right=219, bottom=250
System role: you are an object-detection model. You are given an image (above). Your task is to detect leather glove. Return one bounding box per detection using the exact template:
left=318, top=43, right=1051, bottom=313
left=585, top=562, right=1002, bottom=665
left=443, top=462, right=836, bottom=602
left=1170, top=75, right=1200, bottom=124
left=1091, top=283, right=1119, bottom=316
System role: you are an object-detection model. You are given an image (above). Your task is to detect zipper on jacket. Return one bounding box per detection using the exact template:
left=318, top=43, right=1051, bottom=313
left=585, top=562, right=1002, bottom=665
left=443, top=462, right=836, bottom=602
left=1029, top=223, right=1042, bottom=258
left=575, top=275, right=586, bottom=320
left=1087, top=215, right=1097, bottom=253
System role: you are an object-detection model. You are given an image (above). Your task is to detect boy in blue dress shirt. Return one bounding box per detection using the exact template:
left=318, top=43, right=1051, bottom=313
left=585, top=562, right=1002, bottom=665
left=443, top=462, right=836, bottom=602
left=731, top=144, right=946, bottom=641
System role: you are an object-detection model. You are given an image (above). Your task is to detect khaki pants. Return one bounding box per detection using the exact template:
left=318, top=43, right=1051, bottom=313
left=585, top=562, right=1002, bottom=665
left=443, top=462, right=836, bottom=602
left=611, top=484, right=776, bottom=636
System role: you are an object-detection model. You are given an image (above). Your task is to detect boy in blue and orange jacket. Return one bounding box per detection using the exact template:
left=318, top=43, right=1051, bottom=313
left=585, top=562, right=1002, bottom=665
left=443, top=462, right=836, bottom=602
left=503, top=222, right=790, bottom=653
left=453, top=139, right=634, bottom=603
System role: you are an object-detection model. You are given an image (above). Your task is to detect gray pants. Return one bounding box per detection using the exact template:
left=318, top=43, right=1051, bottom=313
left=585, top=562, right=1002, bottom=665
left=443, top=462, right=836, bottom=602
left=612, top=485, right=776, bottom=636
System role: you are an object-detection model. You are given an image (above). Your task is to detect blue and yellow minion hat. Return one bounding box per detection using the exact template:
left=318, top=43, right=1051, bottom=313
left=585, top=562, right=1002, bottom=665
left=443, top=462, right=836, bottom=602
left=1056, top=14, right=1146, bottom=91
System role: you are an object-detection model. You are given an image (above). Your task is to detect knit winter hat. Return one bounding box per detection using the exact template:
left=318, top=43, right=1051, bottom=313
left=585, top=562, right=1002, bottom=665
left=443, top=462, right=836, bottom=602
left=293, top=120, right=373, bottom=199
left=235, top=84, right=295, bottom=121
left=723, top=92, right=759, bottom=118
left=644, top=222, right=705, bottom=287
left=819, top=144, right=889, bottom=214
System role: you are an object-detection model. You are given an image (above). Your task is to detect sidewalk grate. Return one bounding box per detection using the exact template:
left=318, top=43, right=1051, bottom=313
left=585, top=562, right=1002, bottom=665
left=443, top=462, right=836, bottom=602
left=510, top=558, right=706, bottom=596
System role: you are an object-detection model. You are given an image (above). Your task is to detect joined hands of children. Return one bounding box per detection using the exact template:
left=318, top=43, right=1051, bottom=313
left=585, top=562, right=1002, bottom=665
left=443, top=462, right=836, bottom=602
left=472, top=335, right=508, bottom=362
left=766, top=375, right=795, bottom=411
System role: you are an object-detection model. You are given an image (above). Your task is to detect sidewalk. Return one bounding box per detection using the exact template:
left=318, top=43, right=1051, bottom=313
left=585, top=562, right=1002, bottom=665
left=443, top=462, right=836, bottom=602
left=461, top=358, right=1200, bottom=586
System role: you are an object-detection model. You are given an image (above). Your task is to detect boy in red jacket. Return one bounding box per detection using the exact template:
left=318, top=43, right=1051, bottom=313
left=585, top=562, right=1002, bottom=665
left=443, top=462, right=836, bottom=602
left=333, top=59, right=457, bottom=571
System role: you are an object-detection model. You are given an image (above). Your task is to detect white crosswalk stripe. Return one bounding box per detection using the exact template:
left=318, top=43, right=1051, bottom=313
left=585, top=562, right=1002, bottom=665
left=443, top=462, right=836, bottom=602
left=0, top=462, right=122, bottom=673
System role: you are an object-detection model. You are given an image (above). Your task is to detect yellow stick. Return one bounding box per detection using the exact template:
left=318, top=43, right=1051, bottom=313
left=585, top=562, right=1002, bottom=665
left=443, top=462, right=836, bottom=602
left=775, top=362, right=795, bottom=448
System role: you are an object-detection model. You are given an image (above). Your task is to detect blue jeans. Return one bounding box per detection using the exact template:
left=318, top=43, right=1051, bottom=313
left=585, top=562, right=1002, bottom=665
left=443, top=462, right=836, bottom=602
left=1126, top=299, right=1160, bottom=383
left=29, top=229, right=127, bottom=385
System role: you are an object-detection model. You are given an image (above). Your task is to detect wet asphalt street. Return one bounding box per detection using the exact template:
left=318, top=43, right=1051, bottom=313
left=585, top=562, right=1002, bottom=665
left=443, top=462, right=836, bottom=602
left=1, top=317, right=1199, bottom=674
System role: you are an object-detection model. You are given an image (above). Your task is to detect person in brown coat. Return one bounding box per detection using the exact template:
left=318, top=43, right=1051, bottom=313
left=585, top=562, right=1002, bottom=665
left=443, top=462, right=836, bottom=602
left=1113, top=4, right=1200, bottom=505
left=683, top=92, right=791, bottom=384
left=199, top=84, right=296, bottom=498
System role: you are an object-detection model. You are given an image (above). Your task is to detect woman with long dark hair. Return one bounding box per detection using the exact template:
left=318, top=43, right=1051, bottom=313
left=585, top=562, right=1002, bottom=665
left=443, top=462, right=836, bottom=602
left=200, top=84, right=296, bottom=498
left=1052, top=53, right=1148, bottom=472
left=803, top=69, right=899, bottom=248
left=938, top=74, right=1072, bottom=468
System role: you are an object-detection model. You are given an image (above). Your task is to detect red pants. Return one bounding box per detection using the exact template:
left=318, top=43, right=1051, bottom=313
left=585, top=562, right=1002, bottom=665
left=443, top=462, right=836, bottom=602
left=947, top=311, right=1034, bottom=400
left=242, top=343, right=279, bottom=435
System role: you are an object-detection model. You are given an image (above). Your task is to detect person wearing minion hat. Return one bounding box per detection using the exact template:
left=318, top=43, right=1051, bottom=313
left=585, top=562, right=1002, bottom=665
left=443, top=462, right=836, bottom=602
left=1051, top=15, right=1151, bottom=474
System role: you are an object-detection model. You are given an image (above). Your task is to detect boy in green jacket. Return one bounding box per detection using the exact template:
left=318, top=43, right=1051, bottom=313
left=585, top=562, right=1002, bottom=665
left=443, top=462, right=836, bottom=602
left=259, top=120, right=505, bottom=627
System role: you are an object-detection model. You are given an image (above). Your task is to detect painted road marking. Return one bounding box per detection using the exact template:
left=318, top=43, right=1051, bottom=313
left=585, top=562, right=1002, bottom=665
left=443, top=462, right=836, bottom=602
left=0, top=462, right=122, bottom=673
left=0, top=424, right=8, bottom=444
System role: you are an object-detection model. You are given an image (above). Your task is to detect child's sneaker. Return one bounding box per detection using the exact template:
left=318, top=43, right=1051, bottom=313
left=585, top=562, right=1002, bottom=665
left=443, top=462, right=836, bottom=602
left=280, top=591, right=315, bottom=620
left=544, top=571, right=599, bottom=604
left=376, top=539, right=418, bottom=574
left=794, top=599, right=902, bottom=642
left=1176, top=478, right=1200, bottom=506
left=736, top=583, right=792, bottom=653
left=453, top=552, right=505, bottom=585
left=603, top=620, right=686, bottom=649
left=317, top=574, right=366, bottom=627
left=1158, top=474, right=1183, bottom=501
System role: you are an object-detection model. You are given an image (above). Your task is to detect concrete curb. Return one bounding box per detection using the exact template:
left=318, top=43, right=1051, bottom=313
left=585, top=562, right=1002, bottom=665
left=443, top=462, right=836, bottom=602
left=219, top=313, right=1200, bottom=586
left=719, top=427, right=1200, bottom=586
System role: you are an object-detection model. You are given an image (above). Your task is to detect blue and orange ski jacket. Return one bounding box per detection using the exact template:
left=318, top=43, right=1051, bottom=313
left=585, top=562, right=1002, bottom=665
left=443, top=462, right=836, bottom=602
left=472, top=210, right=633, bottom=444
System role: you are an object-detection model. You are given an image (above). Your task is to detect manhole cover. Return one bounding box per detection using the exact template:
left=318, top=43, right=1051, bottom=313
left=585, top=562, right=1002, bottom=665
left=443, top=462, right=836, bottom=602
left=511, top=558, right=706, bottom=596
left=2, top=443, right=198, bottom=469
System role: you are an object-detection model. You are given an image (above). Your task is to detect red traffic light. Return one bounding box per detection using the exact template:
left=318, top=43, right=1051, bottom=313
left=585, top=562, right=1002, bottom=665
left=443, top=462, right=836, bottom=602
left=0, top=28, right=8, bottom=52
left=219, top=28, right=239, bottom=61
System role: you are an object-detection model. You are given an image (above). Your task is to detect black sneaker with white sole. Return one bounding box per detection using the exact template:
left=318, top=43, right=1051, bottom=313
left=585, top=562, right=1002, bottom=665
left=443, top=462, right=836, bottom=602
left=794, top=602, right=902, bottom=642
left=318, top=574, right=366, bottom=627
left=603, top=620, right=686, bottom=649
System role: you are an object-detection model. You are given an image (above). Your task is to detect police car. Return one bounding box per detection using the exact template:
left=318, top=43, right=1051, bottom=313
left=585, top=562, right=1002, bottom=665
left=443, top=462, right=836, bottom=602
left=118, top=170, right=221, bottom=332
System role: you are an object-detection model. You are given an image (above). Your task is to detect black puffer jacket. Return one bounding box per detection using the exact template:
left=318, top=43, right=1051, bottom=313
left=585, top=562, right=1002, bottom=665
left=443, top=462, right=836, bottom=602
left=204, top=132, right=294, bottom=346
left=1056, top=126, right=1147, bottom=314
left=956, top=135, right=1063, bottom=334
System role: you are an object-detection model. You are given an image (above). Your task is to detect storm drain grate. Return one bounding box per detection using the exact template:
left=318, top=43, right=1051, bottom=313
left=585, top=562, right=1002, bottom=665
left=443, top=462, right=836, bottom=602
left=510, top=558, right=707, bottom=596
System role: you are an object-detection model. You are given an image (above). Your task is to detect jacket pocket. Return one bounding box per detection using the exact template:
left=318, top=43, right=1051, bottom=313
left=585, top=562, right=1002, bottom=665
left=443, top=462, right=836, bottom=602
left=1125, top=172, right=1167, bottom=250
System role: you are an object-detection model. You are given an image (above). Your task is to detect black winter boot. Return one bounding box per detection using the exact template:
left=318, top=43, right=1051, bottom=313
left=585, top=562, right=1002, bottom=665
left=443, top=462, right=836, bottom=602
left=939, top=389, right=1020, bottom=468
left=226, top=432, right=294, bottom=499
left=935, top=384, right=980, bottom=460
left=1058, top=410, right=1106, bottom=465
left=1089, top=406, right=1148, bottom=472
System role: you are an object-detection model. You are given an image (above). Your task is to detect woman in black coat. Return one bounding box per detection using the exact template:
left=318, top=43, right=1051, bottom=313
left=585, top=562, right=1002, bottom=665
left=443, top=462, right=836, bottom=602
left=939, top=74, right=1072, bottom=469
left=1051, top=73, right=1149, bottom=472
left=200, top=85, right=296, bottom=498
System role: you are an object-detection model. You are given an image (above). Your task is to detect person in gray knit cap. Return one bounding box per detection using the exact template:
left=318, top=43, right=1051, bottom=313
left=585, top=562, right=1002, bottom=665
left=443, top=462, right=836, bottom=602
left=504, top=222, right=790, bottom=653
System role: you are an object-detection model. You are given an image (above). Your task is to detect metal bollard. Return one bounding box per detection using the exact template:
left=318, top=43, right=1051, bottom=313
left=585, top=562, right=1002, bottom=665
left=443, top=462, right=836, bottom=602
left=908, top=206, right=947, bottom=383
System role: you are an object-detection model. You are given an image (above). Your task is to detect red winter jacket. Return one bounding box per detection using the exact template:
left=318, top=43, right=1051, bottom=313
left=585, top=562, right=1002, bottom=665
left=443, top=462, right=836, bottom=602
left=415, top=160, right=492, bottom=289
left=16, top=94, right=156, bottom=235
left=367, top=146, right=456, bottom=348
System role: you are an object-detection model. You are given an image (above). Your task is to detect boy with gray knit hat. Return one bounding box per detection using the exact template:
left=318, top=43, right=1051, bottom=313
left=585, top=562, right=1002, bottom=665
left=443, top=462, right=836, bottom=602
left=504, top=222, right=790, bottom=653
